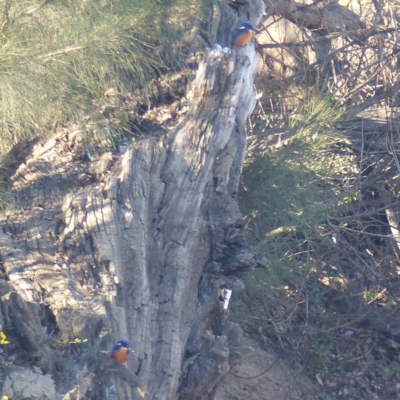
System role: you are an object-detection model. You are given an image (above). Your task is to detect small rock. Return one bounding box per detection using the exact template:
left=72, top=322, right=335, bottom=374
left=2, top=367, right=56, bottom=400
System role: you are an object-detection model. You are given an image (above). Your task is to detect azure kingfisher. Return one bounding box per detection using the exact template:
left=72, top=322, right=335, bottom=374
left=111, top=339, right=131, bottom=364
left=231, top=22, right=258, bottom=47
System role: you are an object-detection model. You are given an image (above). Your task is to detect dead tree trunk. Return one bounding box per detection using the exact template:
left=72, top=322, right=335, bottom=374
left=0, top=2, right=264, bottom=399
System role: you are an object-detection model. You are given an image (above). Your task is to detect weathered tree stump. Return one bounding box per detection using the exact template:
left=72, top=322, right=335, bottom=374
left=0, top=1, right=265, bottom=399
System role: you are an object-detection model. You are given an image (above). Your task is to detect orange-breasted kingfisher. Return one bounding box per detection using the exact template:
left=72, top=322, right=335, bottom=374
left=231, top=22, right=258, bottom=47
left=111, top=339, right=131, bottom=364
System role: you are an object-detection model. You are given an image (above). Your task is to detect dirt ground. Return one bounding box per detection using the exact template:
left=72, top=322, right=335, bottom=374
left=215, top=334, right=331, bottom=400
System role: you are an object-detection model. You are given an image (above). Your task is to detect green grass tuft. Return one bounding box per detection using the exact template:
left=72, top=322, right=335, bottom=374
left=0, top=0, right=203, bottom=152
left=232, top=91, right=352, bottom=366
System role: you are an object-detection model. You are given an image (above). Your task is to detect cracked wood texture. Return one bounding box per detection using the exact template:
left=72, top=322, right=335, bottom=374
left=0, top=2, right=264, bottom=399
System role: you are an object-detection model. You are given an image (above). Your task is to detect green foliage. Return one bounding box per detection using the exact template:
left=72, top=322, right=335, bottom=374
left=232, top=136, right=335, bottom=338
left=68, top=337, right=88, bottom=344
left=288, top=92, right=343, bottom=139
left=383, top=364, right=398, bottom=380
left=310, top=337, right=344, bottom=378
left=0, top=332, right=9, bottom=385
left=232, top=269, right=286, bottom=336
left=0, top=332, right=9, bottom=345
left=0, top=0, right=202, bottom=152
left=238, top=99, right=348, bottom=284
left=50, top=336, right=88, bottom=348
left=231, top=92, right=352, bottom=368
left=0, top=185, right=10, bottom=211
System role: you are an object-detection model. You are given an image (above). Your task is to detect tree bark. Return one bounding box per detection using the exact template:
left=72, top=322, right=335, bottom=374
left=0, top=1, right=265, bottom=399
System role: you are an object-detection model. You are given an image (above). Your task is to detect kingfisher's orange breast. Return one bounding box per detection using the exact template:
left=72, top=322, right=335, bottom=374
left=233, top=30, right=253, bottom=47
left=112, top=347, right=129, bottom=364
